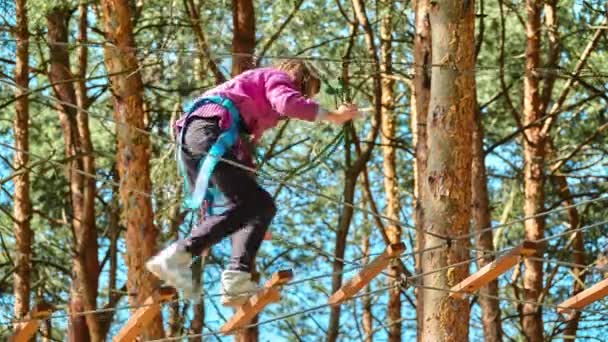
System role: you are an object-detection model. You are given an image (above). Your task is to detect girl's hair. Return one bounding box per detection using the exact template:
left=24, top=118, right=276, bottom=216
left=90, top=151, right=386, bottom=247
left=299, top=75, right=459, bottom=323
left=274, top=59, right=321, bottom=98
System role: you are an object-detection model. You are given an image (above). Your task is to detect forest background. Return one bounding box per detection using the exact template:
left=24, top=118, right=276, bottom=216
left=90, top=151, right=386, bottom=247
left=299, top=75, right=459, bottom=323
left=0, top=0, right=607, bottom=341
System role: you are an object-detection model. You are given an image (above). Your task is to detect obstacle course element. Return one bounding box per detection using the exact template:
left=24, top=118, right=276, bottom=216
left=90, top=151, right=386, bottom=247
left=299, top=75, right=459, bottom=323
left=328, top=242, right=406, bottom=305
left=450, top=241, right=538, bottom=299
left=558, top=277, right=608, bottom=314
left=10, top=303, right=54, bottom=342
left=221, top=269, right=293, bottom=334
left=113, top=287, right=177, bottom=342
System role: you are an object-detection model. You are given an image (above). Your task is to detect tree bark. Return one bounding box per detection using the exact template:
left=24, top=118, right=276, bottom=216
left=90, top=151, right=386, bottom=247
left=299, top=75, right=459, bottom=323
left=99, top=0, right=163, bottom=338
left=46, top=8, right=101, bottom=341
left=326, top=1, right=382, bottom=340
left=521, top=1, right=545, bottom=341
left=12, top=0, right=32, bottom=328
left=547, top=144, right=584, bottom=341
left=379, top=2, right=401, bottom=340
left=230, top=3, right=257, bottom=339
left=231, top=0, right=255, bottom=76
left=411, top=0, right=430, bottom=338
left=184, top=0, right=226, bottom=84
left=471, top=105, right=503, bottom=342
left=421, top=0, right=474, bottom=340
left=361, top=230, right=373, bottom=342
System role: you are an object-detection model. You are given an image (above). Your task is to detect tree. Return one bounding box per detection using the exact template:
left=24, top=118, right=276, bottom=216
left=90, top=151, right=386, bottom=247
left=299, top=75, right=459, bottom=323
left=12, top=0, right=32, bottom=328
left=231, top=0, right=255, bottom=76
left=421, top=0, right=475, bottom=340
left=379, top=1, right=402, bottom=340
left=326, top=0, right=382, bottom=339
left=471, top=105, right=503, bottom=342
left=46, top=7, right=101, bottom=340
left=521, top=1, right=545, bottom=340
left=411, top=0, right=431, bottom=338
left=99, top=0, right=163, bottom=338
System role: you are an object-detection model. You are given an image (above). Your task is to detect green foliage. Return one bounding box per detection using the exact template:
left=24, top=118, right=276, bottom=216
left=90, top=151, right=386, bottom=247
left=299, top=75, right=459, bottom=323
left=0, top=0, right=606, bottom=340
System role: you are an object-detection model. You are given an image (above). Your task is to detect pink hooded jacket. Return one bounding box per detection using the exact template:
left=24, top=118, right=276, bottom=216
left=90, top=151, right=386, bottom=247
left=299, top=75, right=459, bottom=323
left=175, top=68, right=324, bottom=144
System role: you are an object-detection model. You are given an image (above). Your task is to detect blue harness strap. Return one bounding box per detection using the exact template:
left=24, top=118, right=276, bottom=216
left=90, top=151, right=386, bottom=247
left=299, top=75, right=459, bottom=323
left=178, top=96, right=241, bottom=212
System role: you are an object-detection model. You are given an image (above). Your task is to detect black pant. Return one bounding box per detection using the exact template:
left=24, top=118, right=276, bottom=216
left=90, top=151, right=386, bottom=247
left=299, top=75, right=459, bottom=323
left=177, top=117, right=276, bottom=273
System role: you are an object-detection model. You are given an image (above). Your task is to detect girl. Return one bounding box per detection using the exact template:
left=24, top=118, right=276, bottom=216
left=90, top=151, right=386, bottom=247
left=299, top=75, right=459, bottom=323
left=146, top=60, right=359, bottom=306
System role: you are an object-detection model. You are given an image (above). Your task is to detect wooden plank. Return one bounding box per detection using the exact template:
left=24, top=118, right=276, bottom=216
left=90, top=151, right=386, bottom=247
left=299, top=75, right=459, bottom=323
left=9, top=303, right=54, bottom=342
left=450, top=241, right=538, bottom=299
left=328, top=242, right=406, bottom=305
left=113, top=287, right=176, bottom=342
left=220, top=269, right=293, bottom=334
left=558, top=277, right=608, bottom=314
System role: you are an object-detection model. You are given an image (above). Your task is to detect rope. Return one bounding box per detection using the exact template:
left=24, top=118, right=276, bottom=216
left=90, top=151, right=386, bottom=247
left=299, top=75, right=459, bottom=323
left=3, top=77, right=607, bottom=245
left=0, top=77, right=447, bottom=240
left=2, top=38, right=608, bottom=78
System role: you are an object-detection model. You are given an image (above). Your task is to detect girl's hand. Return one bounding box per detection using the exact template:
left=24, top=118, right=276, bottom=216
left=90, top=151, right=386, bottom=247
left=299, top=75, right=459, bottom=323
left=326, top=104, right=360, bottom=124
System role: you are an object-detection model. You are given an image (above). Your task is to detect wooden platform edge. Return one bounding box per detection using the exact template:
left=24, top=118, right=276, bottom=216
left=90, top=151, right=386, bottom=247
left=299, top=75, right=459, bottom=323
left=449, top=241, right=538, bottom=299
left=557, top=277, right=608, bottom=314
left=220, top=269, right=294, bottom=334
left=328, top=242, right=406, bottom=306
left=9, top=302, right=55, bottom=342
left=112, top=287, right=177, bottom=342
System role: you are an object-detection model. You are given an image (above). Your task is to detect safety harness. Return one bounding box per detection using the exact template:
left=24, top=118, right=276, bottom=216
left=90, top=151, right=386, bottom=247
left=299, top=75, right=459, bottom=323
left=178, top=96, right=242, bottom=214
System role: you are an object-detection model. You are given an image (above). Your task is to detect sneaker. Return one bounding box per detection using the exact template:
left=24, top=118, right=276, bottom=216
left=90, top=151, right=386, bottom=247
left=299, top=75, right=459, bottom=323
left=221, top=270, right=258, bottom=307
left=146, top=243, right=195, bottom=298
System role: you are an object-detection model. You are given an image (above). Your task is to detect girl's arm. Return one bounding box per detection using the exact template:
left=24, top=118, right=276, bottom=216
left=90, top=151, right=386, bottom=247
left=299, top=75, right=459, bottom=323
left=318, top=104, right=360, bottom=124
left=266, top=73, right=360, bottom=124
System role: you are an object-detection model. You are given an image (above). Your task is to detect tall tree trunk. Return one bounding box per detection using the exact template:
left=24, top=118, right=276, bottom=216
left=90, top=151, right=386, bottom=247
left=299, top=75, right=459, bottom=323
left=230, top=3, right=256, bottom=339
left=46, top=8, right=101, bottom=341
left=12, top=0, right=32, bottom=328
left=327, top=174, right=358, bottom=342
left=231, top=0, right=255, bottom=76
left=184, top=0, right=226, bottom=84
left=360, top=189, right=373, bottom=342
left=421, top=0, right=474, bottom=340
left=379, top=2, right=401, bottom=340
left=361, top=229, right=373, bottom=342
left=547, top=144, right=584, bottom=341
left=521, top=1, right=545, bottom=340
left=326, top=1, right=382, bottom=340
left=411, top=0, right=431, bottom=338
left=99, top=0, right=163, bottom=338
left=471, top=105, right=503, bottom=342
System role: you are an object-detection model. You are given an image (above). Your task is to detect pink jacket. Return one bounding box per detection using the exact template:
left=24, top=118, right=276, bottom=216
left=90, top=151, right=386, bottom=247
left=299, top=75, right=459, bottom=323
left=175, top=68, right=323, bottom=143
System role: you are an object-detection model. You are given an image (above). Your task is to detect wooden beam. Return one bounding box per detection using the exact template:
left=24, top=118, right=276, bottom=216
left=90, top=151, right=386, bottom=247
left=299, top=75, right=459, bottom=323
left=449, top=241, right=538, bottom=299
left=328, top=242, right=406, bottom=305
left=9, top=303, right=54, bottom=342
left=220, top=269, right=293, bottom=334
left=113, top=287, right=176, bottom=342
left=558, top=277, right=608, bottom=314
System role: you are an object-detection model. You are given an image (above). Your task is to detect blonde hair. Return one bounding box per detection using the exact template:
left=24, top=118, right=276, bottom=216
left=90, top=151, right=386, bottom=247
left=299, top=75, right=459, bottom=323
left=274, top=59, right=321, bottom=98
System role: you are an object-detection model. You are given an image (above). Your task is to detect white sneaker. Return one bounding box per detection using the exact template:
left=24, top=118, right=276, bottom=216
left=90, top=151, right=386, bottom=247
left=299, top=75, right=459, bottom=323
left=146, top=243, right=195, bottom=298
left=221, top=270, right=258, bottom=307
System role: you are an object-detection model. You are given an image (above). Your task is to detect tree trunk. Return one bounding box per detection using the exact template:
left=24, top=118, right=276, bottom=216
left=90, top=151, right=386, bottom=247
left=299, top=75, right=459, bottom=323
left=184, top=0, right=226, bottom=84
left=230, top=3, right=257, bottom=339
left=421, top=0, right=474, bottom=340
left=362, top=232, right=373, bottom=342
left=547, top=144, right=584, bottom=341
left=379, top=2, right=401, bottom=340
left=12, top=0, right=32, bottom=328
left=521, top=1, right=545, bottom=341
left=471, top=105, right=503, bottom=342
left=360, top=191, right=373, bottom=342
left=326, top=1, right=382, bottom=340
left=46, top=8, right=101, bottom=341
left=327, top=175, right=358, bottom=342
left=99, top=0, right=163, bottom=338
left=411, top=0, right=431, bottom=338
left=231, top=0, right=255, bottom=76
